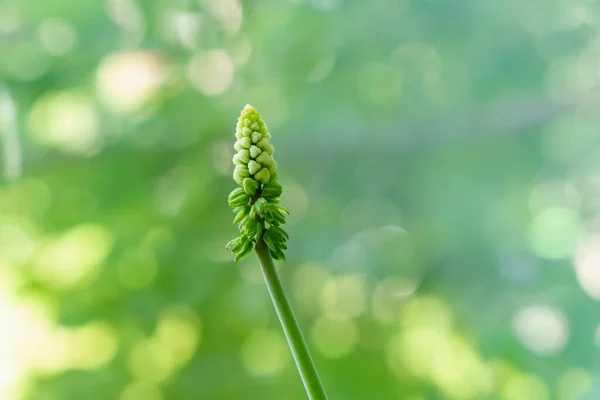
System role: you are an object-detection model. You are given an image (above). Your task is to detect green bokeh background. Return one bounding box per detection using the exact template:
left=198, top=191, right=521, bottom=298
left=1, top=0, right=600, bottom=399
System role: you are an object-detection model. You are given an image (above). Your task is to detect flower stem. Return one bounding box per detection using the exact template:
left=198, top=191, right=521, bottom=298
left=255, top=239, right=328, bottom=400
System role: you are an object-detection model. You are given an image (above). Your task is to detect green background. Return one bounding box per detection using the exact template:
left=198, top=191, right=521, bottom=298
left=1, top=0, right=599, bottom=399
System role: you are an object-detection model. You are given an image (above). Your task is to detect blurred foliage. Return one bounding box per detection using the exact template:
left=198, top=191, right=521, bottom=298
left=1, top=0, right=600, bottom=399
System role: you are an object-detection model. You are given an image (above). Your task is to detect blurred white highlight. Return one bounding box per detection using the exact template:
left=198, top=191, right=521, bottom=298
left=164, top=11, right=203, bottom=49
left=512, top=305, right=568, bottom=356
left=97, top=51, right=169, bottom=114
left=201, top=0, right=243, bottom=36
left=187, top=50, right=234, bottom=96
left=105, top=0, right=145, bottom=35
left=574, top=235, right=600, bottom=300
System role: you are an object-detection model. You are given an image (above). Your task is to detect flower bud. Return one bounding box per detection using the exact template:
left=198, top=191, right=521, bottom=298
left=243, top=218, right=261, bottom=239
left=263, top=232, right=278, bottom=252
left=254, top=168, right=271, bottom=184
left=253, top=197, right=268, bottom=217
left=267, top=209, right=285, bottom=225
left=234, top=240, right=254, bottom=261
left=256, top=138, right=270, bottom=150
left=228, top=192, right=250, bottom=207
left=251, top=131, right=262, bottom=143
left=269, top=247, right=286, bottom=261
left=249, top=145, right=262, bottom=158
left=270, top=225, right=290, bottom=240
left=277, top=206, right=290, bottom=215
left=262, top=182, right=282, bottom=199
left=237, top=137, right=251, bottom=149
left=255, top=152, right=272, bottom=166
left=238, top=149, right=250, bottom=163
left=243, top=177, right=260, bottom=195
left=233, top=165, right=250, bottom=184
left=228, top=187, right=245, bottom=202
left=233, top=207, right=249, bottom=224
left=231, top=236, right=250, bottom=253
left=226, top=236, right=241, bottom=251
left=248, top=160, right=261, bottom=175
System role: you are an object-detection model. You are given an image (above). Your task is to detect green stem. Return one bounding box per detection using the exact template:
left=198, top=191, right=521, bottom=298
left=255, top=238, right=329, bottom=400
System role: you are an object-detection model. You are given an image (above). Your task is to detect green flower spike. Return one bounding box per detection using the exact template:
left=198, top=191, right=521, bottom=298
left=224, top=105, right=328, bottom=400
left=226, top=104, right=290, bottom=262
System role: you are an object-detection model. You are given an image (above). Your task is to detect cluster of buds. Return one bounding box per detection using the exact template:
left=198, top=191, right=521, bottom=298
left=226, top=105, right=290, bottom=261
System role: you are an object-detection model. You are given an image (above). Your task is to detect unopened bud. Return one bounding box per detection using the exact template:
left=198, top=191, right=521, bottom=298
left=251, top=131, right=262, bottom=143
left=249, top=145, right=262, bottom=158
left=248, top=160, right=261, bottom=175
left=254, top=168, right=271, bottom=184
left=233, top=165, right=250, bottom=184
left=243, top=177, right=260, bottom=195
